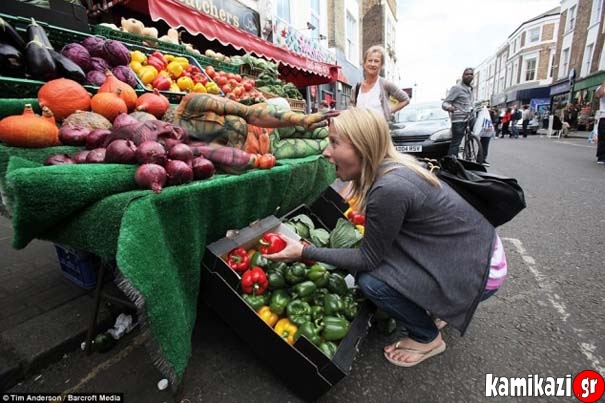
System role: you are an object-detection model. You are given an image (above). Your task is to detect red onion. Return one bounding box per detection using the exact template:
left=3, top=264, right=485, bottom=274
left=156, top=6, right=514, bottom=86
left=86, top=128, right=112, bottom=150
left=158, top=136, right=182, bottom=150
left=136, top=141, right=167, bottom=165
left=112, top=113, right=139, bottom=130
left=58, top=125, right=91, bottom=146
left=165, top=160, right=193, bottom=186
left=191, top=156, right=215, bottom=179
left=72, top=150, right=90, bottom=163
left=86, top=148, right=106, bottom=163
left=135, top=163, right=167, bottom=193
left=44, top=154, right=74, bottom=165
left=105, top=139, right=137, bottom=164
left=168, top=143, right=193, bottom=163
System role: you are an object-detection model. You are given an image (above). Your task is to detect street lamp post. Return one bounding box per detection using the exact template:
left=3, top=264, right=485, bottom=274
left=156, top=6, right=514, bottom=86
left=413, top=83, right=417, bottom=103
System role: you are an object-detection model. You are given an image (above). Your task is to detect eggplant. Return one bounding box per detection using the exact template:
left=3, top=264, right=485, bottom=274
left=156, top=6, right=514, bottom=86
left=27, top=18, right=53, bottom=50
left=0, top=42, right=24, bottom=77
left=49, top=49, right=86, bottom=83
left=0, top=17, right=26, bottom=51
left=25, top=39, right=57, bottom=81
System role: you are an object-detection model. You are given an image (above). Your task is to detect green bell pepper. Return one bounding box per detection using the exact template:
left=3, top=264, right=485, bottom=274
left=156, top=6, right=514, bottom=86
left=318, top=341, right=338, bottom=359
left=295, top=321, right=322, bottom=345
left=290, top=280, right=317, bottom=301
left=267, top=271, right=287, bottom=290
left=284, top=262, right=308, bottom=284
left=250, top=251, right=270, bottom=269
left=323, top=293, right=344, bottom=316
left=342, top=293, right=359, bottom=320
left=241, top=292, right=271, bottom=311
left=311, top=287, right=328, bottom=306
left=267, top=261, right=288, bottom=275
left=310, top=305, right=324, bottom=322
left=307, top=263, right=329, bottom=287
left=327, top=273, right=348, bottom=296
left=320, top=316, right=350, bottom=341
left=286, top=299, right=312, bottom=325
left=269, top=289, right=291, bottom=315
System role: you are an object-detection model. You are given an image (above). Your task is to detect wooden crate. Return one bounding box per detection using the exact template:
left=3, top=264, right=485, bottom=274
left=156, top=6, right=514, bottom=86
left=260, top=90, right=307, bottom=113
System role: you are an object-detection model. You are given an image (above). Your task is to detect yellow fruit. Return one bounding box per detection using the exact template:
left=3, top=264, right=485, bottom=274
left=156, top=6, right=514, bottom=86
left=130, top=50, right=147, bottom=64
left=177, top=76, right=194, bottom=91
left=129, top=61, right=143, bottom=73
left=192, top=82, right=207, bottom=93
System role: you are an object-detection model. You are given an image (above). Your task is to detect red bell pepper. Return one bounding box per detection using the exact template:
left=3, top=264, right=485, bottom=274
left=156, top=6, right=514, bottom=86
left=241, top=266, right=269, bottom=295
left=227, top=247, right=250, bottom=273
left=258, top=232, right=286, bottom=254
left=152, top=75, right=171, bottom=91
left=346, top=210, right=366, bottom=225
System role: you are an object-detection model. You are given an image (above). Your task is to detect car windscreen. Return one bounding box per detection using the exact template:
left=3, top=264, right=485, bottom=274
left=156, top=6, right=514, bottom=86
left=396, top=106, right=449, bottom=123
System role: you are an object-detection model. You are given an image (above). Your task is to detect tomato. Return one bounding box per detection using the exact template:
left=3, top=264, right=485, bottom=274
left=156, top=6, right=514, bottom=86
left=226, top=73, right=236, bottom=80
left=215, top=75, right=228, bottom=86
left=221, top=84, right=232, bottom=93
left=243, top=82, right=253, bottom=92
left=228, top=78, right=239, bottom=87
left=233, top=74, right=242, bottom=82
left=205, top=65, right=216, bottom=78
left=232, top=86, right=243, bottom=97
left=257, top=153, right=276, bottom=169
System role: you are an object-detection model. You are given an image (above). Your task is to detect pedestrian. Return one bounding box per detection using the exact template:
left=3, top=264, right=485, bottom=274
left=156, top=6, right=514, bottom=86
left=510, top=105, right=521, bottom=138
left=521, top=105, right=533, bottom=138
left=442, top=68, right=475, bottom=156
left=500, top=108, right=512, bottom=138
left=490, top=107, right=501, bottom=137
left=319, top=101, right=331, bottom=113
left=594, top=81, right=605, bottom=164
left=476, top=106, right=495, bottom=166
left=263, top=107, right=507, bottom=368
left=350, top=45, right=410, bottom=122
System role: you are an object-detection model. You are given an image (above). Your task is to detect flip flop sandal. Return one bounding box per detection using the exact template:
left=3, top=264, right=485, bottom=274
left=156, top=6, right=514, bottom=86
left=383, top=341, right=447, bottom=368
left=384, top=339, right=410, bottom=353
left=434, top=318, right=448, bottom=330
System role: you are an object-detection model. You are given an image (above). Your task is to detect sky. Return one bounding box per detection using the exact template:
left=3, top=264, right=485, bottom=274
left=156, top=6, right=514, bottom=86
left=396, top=0, right=561, bottom=102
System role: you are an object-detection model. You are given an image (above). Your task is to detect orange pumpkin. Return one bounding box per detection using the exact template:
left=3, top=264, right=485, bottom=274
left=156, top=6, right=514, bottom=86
left=0, top=104, right=60, bottom=148
left=91, top=90, right=128, bottom=122
left=98, top=70, right=138, bottom=112
left=37, top=78, right=92, bottom=121
left=135, top=89, right=170, bottom=118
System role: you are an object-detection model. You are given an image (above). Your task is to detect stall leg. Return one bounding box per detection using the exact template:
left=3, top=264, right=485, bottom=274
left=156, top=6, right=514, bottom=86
left=84, top=262, right=106, bottom=355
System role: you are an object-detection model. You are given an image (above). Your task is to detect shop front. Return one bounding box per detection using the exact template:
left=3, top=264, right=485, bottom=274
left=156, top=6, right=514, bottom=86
left=491, top=93, right=507, bottom=109
left=549, top=79, right=571, bottom=117
left=572, top=71, right=605, bottom=130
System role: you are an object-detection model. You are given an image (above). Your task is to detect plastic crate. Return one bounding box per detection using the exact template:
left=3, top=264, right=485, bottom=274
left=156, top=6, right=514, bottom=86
left=91, top=24, right=188, bottom=55
left=0, top=76, right=98, bottom=99
left=54, top=244, right=99, bottom=289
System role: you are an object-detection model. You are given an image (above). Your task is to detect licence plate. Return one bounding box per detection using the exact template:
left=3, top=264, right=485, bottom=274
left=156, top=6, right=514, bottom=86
left=396, top=145, right=422, bottom=152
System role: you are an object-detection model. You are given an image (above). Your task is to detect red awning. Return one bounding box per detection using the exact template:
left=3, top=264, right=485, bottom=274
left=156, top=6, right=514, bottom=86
left=138, top=0, right=338, bottom=87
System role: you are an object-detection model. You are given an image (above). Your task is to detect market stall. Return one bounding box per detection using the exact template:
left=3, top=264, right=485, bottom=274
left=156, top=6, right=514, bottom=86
left=0, top=144, right=336, bottom=387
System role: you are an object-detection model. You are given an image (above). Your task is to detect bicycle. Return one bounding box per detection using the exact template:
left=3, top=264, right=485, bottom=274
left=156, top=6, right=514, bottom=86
left=451, top=109, right=483, bottom=163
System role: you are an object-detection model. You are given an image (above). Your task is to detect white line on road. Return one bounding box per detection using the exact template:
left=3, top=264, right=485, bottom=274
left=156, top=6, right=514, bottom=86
left=554, top=140, right=597, bottom=149
left=503, top=237, right=605, bottom=374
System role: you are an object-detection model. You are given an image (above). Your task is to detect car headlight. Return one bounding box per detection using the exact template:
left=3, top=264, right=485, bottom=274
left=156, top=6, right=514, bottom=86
left=429, top=129, right=452, bottom=141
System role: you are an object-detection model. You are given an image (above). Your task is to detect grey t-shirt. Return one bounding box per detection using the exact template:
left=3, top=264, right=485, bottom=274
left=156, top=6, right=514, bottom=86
left=303, top=164, right=495, bottom=333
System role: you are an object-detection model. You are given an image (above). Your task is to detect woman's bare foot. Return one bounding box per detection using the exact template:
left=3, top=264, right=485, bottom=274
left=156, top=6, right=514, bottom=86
left=384, top=334, right=446, bottom=367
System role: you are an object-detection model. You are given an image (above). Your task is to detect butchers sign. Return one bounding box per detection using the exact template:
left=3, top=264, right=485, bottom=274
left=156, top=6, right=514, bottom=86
left=176, top=0, right=260, bottom=36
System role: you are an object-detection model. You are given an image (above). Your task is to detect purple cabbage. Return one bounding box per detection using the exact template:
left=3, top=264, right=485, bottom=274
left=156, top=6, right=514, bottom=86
left=89, top=57, right=110, bottom=73
left=86, top=70, right=106, bottom=86
left=112, top=65, right=137, bottom=88
left=81, top=36, right=106, bottom=58
left=103, top=40, right=131, bottom=67
left=61, top=43, right=91, bottom=72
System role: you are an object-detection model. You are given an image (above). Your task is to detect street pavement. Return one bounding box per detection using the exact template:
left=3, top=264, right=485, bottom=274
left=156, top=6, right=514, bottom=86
left=2, top=131, right=604, bottom=402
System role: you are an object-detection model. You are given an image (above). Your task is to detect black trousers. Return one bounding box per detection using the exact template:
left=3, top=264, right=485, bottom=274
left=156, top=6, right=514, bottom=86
left=480, top=137, right=491, bottom=163
left=597, top=118, right=605, bottom=162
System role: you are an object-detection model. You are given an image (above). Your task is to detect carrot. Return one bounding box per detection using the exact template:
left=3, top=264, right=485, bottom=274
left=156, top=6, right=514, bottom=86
left=244, top=130, right=260, bottom=154
left=258, top=130, right=271, bottom=155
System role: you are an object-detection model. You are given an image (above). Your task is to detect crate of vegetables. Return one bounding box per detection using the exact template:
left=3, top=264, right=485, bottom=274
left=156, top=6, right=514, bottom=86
left=200, top=215, right=372, bottom=401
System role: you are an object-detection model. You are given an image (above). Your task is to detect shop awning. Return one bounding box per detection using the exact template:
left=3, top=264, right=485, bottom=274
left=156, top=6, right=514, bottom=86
left=134, top=0, right=339, bottom=87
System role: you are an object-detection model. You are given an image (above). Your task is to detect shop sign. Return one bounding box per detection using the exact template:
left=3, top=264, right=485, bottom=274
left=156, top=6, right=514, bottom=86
left=549, top=80, right=570, bottom=96
left=175, top=0, right=260, bottom=36
left=273, top=17, right=336, bottom=64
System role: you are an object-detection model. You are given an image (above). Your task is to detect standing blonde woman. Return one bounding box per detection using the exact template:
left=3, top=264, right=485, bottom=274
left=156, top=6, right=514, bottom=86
left=351, top=45, right=410, bottom=121
left=264, top=108, right=507, bottom=368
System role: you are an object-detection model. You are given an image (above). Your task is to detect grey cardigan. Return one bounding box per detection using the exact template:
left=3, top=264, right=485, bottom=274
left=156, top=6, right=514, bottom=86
left=303, top=164, right=495, bottom=333
left=351, top=78, right=409, bottom=121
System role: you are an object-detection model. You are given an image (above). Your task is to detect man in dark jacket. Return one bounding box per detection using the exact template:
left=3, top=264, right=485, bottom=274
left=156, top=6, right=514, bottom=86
left=442, top=68, right=474, bottom=156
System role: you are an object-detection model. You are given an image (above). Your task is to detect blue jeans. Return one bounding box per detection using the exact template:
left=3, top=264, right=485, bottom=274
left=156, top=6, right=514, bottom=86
left=511, top=122, right=519, bottom=138
left=358, top=273, right=497, bottom=343
left=448, top=121, right=466, bottom=156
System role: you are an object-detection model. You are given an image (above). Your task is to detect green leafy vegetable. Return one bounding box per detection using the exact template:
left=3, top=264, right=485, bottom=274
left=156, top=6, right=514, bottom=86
left=329, top=218, right=363, bottom=249
left=309, top=228, right=330, bottom=247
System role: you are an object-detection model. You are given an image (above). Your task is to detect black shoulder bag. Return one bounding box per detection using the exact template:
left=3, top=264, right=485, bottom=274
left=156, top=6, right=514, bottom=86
left=425, top=156, right=526, bottom=227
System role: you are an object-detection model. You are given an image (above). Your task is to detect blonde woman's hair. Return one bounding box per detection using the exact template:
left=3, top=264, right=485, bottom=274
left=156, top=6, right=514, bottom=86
left=363, top=45, right=385, bottom=65
left=330, top=107, right=441, bottom=211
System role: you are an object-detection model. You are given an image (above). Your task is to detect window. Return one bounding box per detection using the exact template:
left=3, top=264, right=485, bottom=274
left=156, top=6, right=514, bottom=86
left=276, top=0, right=290, bottom=23
left=585, top=43, right=594, bottom=74
left=549, top=53, right=555, bottom=78
left=561, top=48, right=570, bottom=78
left=310, top=0, right=320, bottom=41
left=346, top=12, right=357, bottom=64
left=525, top=58, right=537, bottom=81
left=567, top=5, right=576, bottom=32
left=591, top=0, right=602, bottom=25
left=528, top=27, right=540, bottom=43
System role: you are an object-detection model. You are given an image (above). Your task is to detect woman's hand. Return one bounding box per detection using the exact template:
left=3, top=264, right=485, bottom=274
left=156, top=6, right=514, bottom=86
left=262, top=234, right=305, bottom=262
